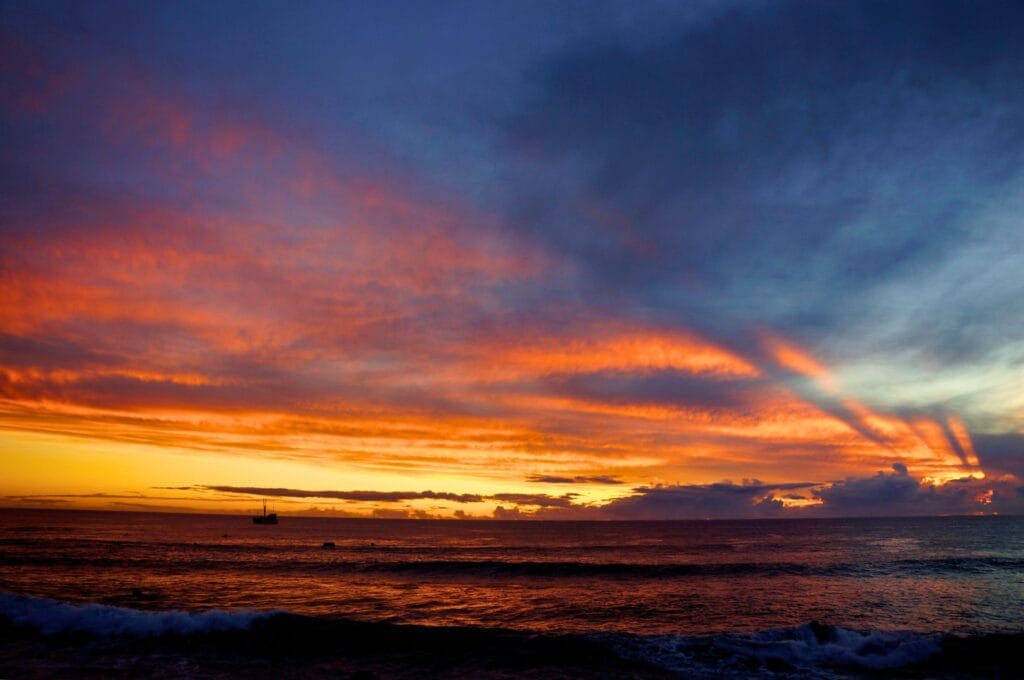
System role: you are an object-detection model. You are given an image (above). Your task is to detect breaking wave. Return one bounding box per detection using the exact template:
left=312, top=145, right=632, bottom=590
left=3, top=594, right=1023, bottom=678
left=0, top=593, right=271, bottom=637
left=606, top=622, right=946, bottom=677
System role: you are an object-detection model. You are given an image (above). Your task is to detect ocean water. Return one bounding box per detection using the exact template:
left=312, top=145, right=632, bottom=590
left=2, top=509, right=1023, bottom=677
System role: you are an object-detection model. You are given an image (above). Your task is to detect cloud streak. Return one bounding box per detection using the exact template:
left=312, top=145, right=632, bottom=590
left=202, top=486, right=485, bottom=504
left=201, top=485, right=582, bottom=509
left=526, top=475, right=624, bottom=485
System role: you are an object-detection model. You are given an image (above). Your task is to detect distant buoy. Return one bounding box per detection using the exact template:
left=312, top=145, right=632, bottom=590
left=322, top=541, right=336, bottom=549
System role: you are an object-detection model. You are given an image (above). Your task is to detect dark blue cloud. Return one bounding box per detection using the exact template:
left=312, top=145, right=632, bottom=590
left=972, top=434, right=1024, bottom=479
left=587, top=481, right=815, bottom=520
left=812, top=464, right=1024, bottom=517
left=811, top=464, right=923, bottom=515
left=500, top=0, right=1024, bottom=374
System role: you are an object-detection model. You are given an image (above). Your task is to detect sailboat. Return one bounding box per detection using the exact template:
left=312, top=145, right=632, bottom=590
left=252, top=499, right=278, bottom=525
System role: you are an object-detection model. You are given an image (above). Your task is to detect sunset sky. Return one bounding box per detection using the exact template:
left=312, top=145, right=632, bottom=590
left=2, top=0, right=1023, bottom=519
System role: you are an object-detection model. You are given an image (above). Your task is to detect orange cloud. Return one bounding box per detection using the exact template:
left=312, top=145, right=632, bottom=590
left=477, top=328, right=759, bottom=380
left=761, top=332, right=837, bottom=391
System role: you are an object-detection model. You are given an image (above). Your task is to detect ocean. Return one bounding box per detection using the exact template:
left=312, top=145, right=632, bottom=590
left=2, top=509, right=1023, bottom=678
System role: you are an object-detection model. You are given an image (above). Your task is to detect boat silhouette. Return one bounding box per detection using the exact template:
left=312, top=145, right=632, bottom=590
left=252, top=500, right=278, bottom=525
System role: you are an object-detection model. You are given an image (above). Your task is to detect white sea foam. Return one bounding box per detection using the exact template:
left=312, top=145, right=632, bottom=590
left=727, top=624, right=941, bottom=670
left=609, top=623, right=943, bottom=678
left=0, top=593, right=272, bottom=637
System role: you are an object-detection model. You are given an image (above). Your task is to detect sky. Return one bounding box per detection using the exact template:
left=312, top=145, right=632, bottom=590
left=2, top=0, right=1023, bottom=519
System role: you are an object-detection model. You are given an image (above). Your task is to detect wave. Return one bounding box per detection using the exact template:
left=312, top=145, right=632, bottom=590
left=607, top=623, right=945, bottom=677
left=0, top=593, right=271, bottom=637
left=6, top=552, right=1024, bottom=579
left=894, top=555, right=1024, bottom=573
left=611, top=622, right=1024, bottom=678
left=0, top=594, right=659, bottom=677
left=2, top=594, right=1022, bottom=678
left=352, top=555, right=1022, bottom=577
left=342, top=558, right=833, bottom=577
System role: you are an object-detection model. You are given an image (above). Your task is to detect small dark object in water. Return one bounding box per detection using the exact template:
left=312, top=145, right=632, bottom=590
left=322, top=541, right=336, bottom=549
left=129, top=588, right=159, bottom=602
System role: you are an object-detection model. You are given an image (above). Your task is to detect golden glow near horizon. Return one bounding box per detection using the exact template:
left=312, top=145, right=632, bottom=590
left=0, top=320, right=990, bottom=517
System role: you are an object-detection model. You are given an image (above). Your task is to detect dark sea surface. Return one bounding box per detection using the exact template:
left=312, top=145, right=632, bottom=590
left=2, top=509, right=1023, bottom=678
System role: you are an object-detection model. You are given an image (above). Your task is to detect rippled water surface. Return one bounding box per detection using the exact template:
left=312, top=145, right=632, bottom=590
left=2, top=509, right=1022, bottom=636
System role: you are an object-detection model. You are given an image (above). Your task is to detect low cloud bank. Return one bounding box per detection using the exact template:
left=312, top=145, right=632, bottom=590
left=202, top=486, right=486, bottom=503
left=529, top=467, right=1023, bottom=520
left=519, top=480, right=807, bottom=520
left=811, top=464, right=1023, bottom=517
left=189, top=469, right=1024, bottom=520
left=201, top=485, right=575, bottom=509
